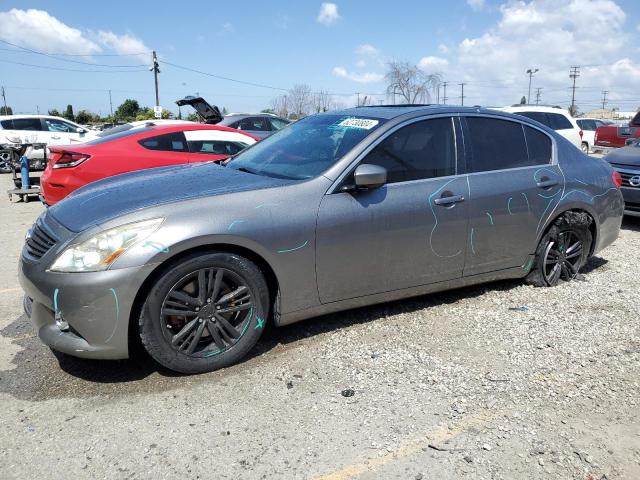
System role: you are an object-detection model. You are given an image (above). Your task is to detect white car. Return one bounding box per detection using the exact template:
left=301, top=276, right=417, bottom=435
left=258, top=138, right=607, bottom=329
left=496, top=106, right=583, bottom=151
left=96, top=119, right=194, bottom=138
left=0, top=115, right=98, bottom=165
left=576, top=118, right=613, bottom=154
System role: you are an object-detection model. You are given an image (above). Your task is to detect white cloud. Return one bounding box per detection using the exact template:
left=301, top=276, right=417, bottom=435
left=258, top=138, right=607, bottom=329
left=96, top=31, right=150, bottom=64
left=438, top=44, right=449, bottom=54
left=220, top=22, right=234, bottom=35
left=355, top=44, right=379, bottom=56
left=418, top=56, right=449, bottom=71
left=467, top=0, right=485, bottom=11
left=332, top=66, right=383, bottom=83
left=0, top=8, right=100, bottom=54
left=451, top=0, right=640, bottom=110
left=317, top=3, right=340, bottom=26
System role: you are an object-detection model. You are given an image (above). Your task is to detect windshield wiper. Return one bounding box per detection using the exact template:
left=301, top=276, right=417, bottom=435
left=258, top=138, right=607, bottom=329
left=236, top=166, right=260, bottom=175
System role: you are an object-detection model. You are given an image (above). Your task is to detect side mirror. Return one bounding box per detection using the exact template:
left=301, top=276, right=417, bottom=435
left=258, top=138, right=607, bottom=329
left=353, top=164, right=387, bottom=189
left=76, top=127, right=85, bottom=134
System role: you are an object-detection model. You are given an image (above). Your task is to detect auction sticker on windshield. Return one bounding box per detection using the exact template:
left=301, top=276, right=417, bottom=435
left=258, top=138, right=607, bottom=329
left=336, top=118, right=380, bottom=130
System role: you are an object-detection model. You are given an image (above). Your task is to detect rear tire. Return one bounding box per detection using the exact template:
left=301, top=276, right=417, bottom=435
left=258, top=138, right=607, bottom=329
left=525, top=212, right=593, bottom=287
left=581, top=142, right=589, bottom=154
left=139, top=252, right=269, bottom=374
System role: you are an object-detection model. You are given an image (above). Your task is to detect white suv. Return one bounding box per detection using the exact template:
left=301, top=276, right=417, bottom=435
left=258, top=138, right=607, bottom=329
left=496, top=106, right=583, bottom=151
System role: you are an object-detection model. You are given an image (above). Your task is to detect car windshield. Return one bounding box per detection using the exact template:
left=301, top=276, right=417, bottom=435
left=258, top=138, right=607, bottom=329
left=226, top=114, right=386, bottom=180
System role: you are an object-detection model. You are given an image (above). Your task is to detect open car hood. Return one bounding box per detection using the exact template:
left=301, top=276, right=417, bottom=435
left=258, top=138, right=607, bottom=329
left=176, top=96, right=223, bottom=124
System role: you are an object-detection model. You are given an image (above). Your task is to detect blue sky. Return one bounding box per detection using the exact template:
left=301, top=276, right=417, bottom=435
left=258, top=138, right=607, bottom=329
left=0, top=0, right=639, bottom=116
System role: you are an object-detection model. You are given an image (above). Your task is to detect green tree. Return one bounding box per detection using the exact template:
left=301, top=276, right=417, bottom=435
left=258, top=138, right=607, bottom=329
left=135, top=108, right=173, bottom=121
left=75, top=110, right=93, bottom=125
left=186, top=112, right=200, bottom=122
left=520, top=96, right=527, bottom=104
left=115, top=99, right=141, bottom=121
left=63, top=104, right=75, bottom=121
left=48, top=108, right=61, bottom=117
left=222, top=106, right=229, bottom=115
left=0, top=106, right=12, bottom=115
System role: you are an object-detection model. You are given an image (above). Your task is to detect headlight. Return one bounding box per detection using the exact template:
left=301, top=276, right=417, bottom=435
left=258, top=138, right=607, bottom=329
left=50, top=218, right=163, bottom=272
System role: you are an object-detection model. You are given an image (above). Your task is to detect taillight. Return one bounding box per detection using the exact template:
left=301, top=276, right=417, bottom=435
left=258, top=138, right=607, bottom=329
left=579, top=130, right=584, bottom=139
left=612, top=170, right=622, bottom=189
left=594, top=131, right=598, bottom=143
left=51, top=151, right=90, bottom=169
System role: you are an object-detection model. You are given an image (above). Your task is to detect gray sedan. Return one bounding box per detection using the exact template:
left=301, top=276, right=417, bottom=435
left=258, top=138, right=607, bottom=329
left=19, top=106, right=623, bottom=373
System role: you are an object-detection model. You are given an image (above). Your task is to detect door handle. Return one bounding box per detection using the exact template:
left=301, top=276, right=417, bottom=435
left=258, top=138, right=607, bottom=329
left=434, top=195, right=465, bottom=206
left=536, top=179, right=558, bottom=188
left=50, top=135, right=61, bottom=140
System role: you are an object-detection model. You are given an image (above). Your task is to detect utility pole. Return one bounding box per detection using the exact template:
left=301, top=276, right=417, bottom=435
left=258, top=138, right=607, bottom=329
left=569, top=66, right=580, bottom=115
left=1, top=86, right=7, bottom=113
left=442, top=81, right=448, bottom=105
left=526, top=68, right=539, bottom=104
left=459, top=82, right=466, bottom=106
left=601, top=90, right=609, bottom=110
left=151, top=50, right=160, bottom=108
left=356, top=92, right=360, bottom=107
left=436, top=84, right=440, bottom=104
left=535, top=88, right=542, bottom=105
left=108, top=89, right=114, bottom=119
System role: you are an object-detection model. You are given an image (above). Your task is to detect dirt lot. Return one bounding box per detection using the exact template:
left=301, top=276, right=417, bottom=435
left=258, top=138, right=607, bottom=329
left=0, top=175, right=639, bottom=480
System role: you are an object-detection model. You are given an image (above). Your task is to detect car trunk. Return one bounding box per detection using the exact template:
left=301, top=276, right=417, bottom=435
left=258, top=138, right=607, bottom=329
left=175, top=96, right=223, bottom=124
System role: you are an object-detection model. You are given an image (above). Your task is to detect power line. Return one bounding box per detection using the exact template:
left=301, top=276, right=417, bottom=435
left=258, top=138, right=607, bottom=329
left=0, top=58, right=148, bottom=73
left=160, top=60, right=289, bottom=92
left=0, top=39, right=148, bottom=67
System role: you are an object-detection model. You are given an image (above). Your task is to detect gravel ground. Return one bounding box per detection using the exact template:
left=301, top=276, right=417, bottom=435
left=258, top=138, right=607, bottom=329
left=0, top=173, right=639, bottom=480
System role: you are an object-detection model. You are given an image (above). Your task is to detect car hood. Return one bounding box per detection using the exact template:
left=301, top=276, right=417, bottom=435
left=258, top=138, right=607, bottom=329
left=605, top=145, right=640, bottom=167
left=49, top=163, right=291, bottom=232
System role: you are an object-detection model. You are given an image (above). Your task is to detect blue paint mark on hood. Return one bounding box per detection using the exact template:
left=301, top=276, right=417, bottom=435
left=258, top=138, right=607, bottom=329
left=49, top=162, right=291, bottom=232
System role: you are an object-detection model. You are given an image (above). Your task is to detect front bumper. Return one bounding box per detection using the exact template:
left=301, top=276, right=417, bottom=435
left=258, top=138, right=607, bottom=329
left=19, top=255, right=158, bottom=360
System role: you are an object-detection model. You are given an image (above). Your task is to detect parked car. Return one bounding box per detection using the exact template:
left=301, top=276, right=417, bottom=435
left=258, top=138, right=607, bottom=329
left=0, top=115, right=97, bottom=169
left=19, top=105, right=623, bottom=374
left=97, top=119, right=194, bottom=137
left=594, top=112, right=640, bottom=152
left=218, top=113, right=290, bottom=139
left=177, top=95, right=290, bottom=139
left=40, top=124, right=257, bottom=205
left=498, top=106, right=583, bottom=151
left=604, top=138, right=640, bottom=217
left=576, top=118, right=612, bottom=154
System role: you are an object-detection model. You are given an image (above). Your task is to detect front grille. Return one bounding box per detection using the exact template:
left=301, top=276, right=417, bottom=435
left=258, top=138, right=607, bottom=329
left=619, top=171, right=640, bottom=188
left=24, top=217, right=58, bottom=260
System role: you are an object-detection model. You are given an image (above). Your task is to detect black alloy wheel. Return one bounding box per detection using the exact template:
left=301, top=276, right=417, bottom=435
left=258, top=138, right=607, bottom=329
left=542, top=230, right=583, bottom=284
left=161, top=267, right=254, bottom=357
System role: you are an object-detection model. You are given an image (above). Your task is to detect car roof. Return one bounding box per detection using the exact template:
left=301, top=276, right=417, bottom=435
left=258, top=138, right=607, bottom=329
left=0, top=114, right=79, bottom=122
left=328, top=104, right=531, bottom=120
left=499, top=105, right=571, bottom=114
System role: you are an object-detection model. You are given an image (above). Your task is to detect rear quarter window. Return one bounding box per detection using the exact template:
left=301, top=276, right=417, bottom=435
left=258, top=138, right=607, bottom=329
left=139, top=132, right=188, bottom=152
left=524, top=126, right=552, bottom=164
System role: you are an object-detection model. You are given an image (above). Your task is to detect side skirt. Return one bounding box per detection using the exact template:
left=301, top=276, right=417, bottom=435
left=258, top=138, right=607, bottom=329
left=278, top=266, right=527, bottom=326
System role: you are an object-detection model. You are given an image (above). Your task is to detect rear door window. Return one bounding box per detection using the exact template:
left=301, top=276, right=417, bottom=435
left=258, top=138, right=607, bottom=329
left=518, top=111, right=549, bottom=127
left=363, top=117, right=456, bottom=183
left=466, top=117, right=531, bottom=172
left=547, top=113, right=573, bottom=130
left=138, top=132, right=188, bottom=151
left=269, top=118, right=289, bottom=130
left=4, top=118, right=43, bottom=130
left=238, top=117, right=270, bottom=132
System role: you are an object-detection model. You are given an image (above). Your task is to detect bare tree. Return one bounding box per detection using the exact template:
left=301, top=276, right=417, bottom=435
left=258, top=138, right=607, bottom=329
left=288, top=84, right=312, bottom=119
left=312, top=89, right=332, bottom=113
left=385, top=60, right=442, bottom=104
left=270, top=94, right=290, bottom=118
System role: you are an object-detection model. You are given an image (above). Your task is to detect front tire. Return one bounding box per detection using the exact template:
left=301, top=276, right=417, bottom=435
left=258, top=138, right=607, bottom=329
left=525, top=212, right=593, bottom=287
left=139, top=252, right=269, bottom=374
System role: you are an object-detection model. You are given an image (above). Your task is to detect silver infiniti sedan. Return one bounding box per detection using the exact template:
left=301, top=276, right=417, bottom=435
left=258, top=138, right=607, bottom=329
left=19, top=105, right=623, bottom=373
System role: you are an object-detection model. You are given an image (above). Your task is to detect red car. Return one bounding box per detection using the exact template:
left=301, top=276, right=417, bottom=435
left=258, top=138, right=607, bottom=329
left=594, top=112, right=640, bottom=151
left=41, top=123, right=258, bottom=205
